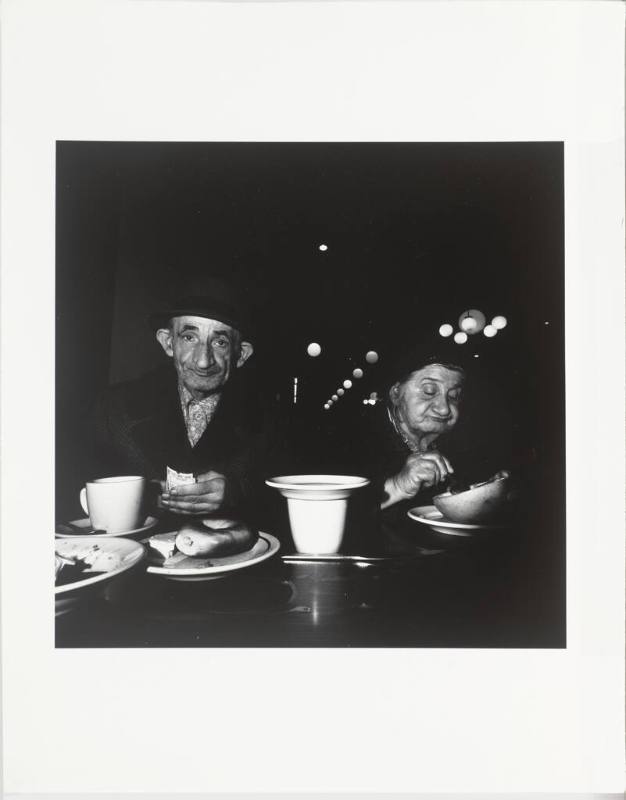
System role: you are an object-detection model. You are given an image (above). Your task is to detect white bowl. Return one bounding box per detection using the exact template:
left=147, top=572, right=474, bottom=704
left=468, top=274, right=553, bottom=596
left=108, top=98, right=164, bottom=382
left=55, top=536, right=145, bottom=616
left=433, top=473, right=510, bottom=523
left=265, top=475, right=369, bottom=554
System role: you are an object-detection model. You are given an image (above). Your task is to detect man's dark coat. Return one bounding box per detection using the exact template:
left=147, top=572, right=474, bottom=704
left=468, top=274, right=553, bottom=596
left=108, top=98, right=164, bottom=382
left=90, top=366, right=280, bottom=521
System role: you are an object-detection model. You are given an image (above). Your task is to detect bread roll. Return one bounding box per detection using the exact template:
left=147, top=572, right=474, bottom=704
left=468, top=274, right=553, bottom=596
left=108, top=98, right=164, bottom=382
left=175, top=519, right=256, bottom=558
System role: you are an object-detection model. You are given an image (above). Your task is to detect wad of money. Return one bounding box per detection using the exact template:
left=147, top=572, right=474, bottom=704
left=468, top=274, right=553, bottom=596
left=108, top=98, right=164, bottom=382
left=166, top=466, right=196, bottom=492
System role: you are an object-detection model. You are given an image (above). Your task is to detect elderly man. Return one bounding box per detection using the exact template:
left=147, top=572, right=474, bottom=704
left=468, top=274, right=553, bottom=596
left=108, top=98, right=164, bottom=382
left=92, top=281, right=269, bottom=520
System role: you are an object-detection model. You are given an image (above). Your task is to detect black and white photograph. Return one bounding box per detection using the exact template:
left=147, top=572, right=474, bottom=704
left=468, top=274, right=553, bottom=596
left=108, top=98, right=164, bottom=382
left=2, top=1, right=624, bottom=796
left=55, top=140, right=566, bottom=648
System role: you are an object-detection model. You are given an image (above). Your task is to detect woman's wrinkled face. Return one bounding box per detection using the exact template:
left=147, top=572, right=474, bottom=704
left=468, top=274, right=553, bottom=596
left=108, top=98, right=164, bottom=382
left=390, top=364, right=464, bottom=437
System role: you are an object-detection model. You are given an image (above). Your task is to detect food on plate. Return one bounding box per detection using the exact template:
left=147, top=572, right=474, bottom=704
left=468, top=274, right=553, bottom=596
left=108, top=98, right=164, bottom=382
left=148, top=519, right=257, bottom=563
left=55, top=554, right=88, bottom=586
left=54, top=541, right=124, bottom=586
left=148, top=532, right=178, bottom=561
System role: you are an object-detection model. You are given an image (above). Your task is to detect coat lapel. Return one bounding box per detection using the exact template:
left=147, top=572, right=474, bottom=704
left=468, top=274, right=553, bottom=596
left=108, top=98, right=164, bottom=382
left=130, top=376, right=190, bottom=475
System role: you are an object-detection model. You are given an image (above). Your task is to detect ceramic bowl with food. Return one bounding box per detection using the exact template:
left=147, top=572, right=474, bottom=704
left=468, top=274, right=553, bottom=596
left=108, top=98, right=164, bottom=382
left=433, top=471, right=511, bottom=524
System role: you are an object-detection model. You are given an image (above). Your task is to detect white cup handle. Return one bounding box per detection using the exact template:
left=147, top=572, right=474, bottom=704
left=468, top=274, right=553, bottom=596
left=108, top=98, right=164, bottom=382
left=79, top=487, right=89, bottom=516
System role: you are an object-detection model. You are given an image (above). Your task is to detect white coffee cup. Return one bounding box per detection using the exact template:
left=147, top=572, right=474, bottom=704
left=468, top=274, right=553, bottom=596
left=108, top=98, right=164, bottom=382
left=79, top=476, right=146, bottom=533
left=265, top=475, right=370, bottom=555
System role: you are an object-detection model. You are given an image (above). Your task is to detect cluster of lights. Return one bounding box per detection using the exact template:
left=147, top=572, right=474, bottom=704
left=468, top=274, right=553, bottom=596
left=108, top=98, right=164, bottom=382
left=362, top=391, right=379, bottom=406
left=323, top=350, right=378, bottom=409
left=439, top=310, right=508, bottom=344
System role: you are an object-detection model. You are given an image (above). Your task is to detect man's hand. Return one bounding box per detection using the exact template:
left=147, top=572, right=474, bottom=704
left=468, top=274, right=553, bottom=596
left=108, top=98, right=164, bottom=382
left=159, top=470, right=226, bottom=515
left=382, top=451, right=453, bottom=510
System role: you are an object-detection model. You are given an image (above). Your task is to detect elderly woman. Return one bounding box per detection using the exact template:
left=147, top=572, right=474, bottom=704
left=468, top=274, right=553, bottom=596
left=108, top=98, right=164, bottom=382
left=332, top=342, right=520, bottom=550
left=328, top=345, right=471, bottom=551
left=381, top=355, right=465, bottom=509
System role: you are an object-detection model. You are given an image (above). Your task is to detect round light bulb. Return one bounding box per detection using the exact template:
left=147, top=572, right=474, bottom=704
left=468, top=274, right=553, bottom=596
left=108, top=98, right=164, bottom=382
left=324, top=403, right=330, bottom=410
left=332, top=394, right=338, bottom=401
left=369, top=391, right=378, bottom=400
left=460, top=316, right=477, bottom=332
left=306, top=342, right=321, bottom=357
left=458, top=309, right=486, bottom=335
left=352, top=368, right=363, bottom=379
left=492, top=315, right=507, bottom=330
left=365, top=350, right=379, bottom=364
left=343, top=379, right=352, bottom=389
left=318, top=244, right=328, bottom=252
left=483, top=325, right=497, bottom=338
left=439, top=323, right=453, bottom=338
left=454, top=331, right=468, bottom=344
left=337, top=388, right=345, bottom=396
left=362, top=399, right=368, bottom=405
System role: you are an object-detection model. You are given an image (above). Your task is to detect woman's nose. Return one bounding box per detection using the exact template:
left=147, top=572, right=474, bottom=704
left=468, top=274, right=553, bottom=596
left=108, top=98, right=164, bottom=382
left=431, top=395, right=451, bottom=416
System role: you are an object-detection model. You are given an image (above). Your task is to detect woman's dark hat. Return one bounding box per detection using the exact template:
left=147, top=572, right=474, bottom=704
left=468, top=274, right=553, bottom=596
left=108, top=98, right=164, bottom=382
left=148, top=278, right=254, bottom=340
left=382, top=338, right=471, bottom=390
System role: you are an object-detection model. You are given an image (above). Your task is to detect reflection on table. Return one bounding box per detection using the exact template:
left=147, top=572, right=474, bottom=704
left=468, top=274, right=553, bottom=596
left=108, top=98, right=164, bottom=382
left=55, top=506, right=565, bottom=649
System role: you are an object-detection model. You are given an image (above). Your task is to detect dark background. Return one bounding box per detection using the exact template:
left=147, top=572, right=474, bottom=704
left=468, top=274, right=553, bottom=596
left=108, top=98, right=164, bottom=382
left=56, top=141, right=564, bottom=524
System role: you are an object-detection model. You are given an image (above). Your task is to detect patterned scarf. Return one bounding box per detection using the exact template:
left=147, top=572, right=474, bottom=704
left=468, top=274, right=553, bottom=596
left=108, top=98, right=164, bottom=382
left=178, top=384, right=221, bottom=447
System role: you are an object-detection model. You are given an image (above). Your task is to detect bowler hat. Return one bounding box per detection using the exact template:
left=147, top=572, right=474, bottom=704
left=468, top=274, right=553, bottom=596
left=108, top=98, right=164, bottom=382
left=149, top=277, right=254, bottom=340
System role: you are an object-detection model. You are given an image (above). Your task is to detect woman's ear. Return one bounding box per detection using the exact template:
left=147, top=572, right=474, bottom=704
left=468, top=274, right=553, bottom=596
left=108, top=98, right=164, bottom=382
left=237, top=341, right=254, bottom=368
left=156, top=328, right=174, bottom=357
left=388, top=382, right=400, bottom=406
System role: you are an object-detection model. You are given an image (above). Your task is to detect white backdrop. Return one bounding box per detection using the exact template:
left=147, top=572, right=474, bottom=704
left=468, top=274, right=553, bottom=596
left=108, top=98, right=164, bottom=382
left=1, top=0, right=624, bottom=795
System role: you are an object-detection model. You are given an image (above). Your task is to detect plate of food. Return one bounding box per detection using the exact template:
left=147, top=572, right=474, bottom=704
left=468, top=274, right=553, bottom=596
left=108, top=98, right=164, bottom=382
left=55, top=536, right=145, bottom=615
left=146, top=520, right=280, bottom=581
left=407, top=505, right=507, bottom=537
left=55, top=516, right=159, bottom=539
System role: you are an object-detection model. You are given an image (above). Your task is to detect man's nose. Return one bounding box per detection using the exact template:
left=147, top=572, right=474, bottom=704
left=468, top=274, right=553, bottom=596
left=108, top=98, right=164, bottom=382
left=194, top=343, right=215, bottom=369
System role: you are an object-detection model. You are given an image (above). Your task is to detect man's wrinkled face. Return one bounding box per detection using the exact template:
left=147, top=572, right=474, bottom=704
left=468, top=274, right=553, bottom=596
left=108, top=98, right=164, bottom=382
left=156, top=316, right=253, bottom=399
left=390, top=364, right=464, bottom=437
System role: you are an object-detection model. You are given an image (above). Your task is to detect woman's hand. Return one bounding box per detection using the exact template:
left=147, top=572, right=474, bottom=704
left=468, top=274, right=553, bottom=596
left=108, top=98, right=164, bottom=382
left=159, top=470, right=226, bottom=515
left=382, top=451, right=453, bottom=509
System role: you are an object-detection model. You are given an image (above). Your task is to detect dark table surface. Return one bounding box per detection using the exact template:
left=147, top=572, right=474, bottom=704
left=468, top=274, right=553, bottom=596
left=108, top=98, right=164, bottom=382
left=56, top=505, right=565, bottom=649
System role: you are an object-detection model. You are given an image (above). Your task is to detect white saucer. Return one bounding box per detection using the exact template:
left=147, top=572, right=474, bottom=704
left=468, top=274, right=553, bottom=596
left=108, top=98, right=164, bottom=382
left=146, top=531, right=280, bottom=581
left=407, top=505, right=506, bottom=537
left=266, top=474, right=369, bottom=500
left=55, top=516, right=159, bottom=539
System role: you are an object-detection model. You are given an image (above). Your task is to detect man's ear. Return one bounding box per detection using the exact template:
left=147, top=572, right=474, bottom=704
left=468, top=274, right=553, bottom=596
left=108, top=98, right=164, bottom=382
left=156, top=328, right=174, bottom=358
left=236, top=341, right=254, bottom=368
